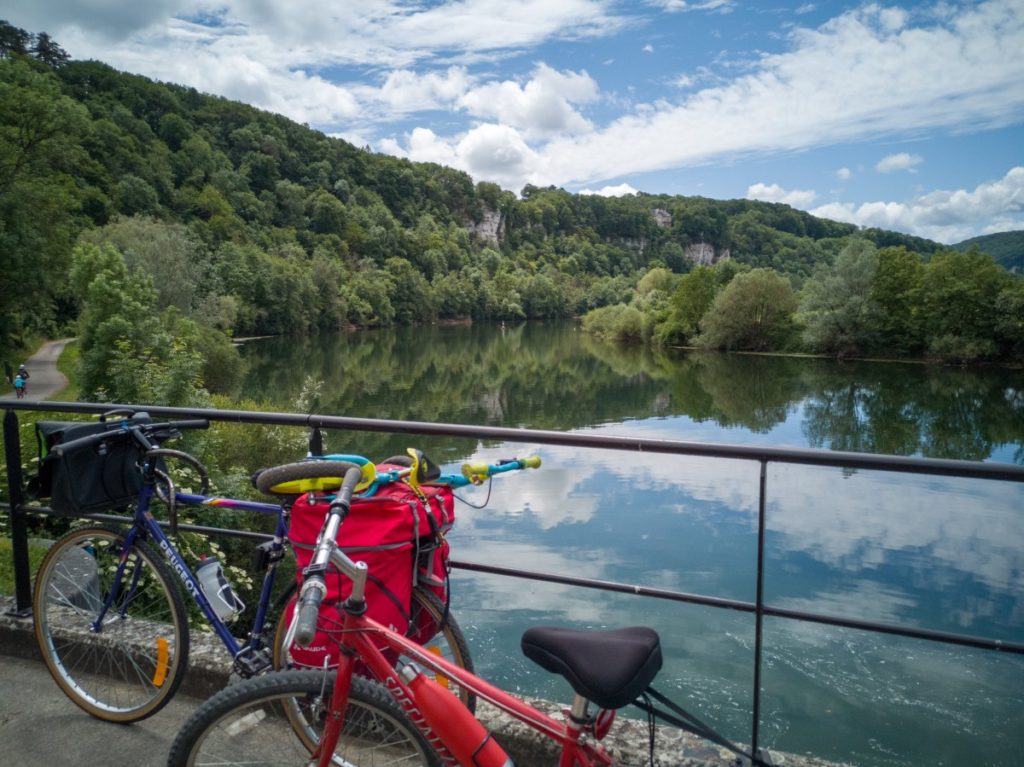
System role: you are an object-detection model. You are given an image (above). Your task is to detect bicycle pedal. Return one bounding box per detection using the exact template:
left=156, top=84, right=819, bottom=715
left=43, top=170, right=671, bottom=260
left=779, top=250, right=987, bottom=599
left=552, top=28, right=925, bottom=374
left=233, top=649, right=273, bottom=677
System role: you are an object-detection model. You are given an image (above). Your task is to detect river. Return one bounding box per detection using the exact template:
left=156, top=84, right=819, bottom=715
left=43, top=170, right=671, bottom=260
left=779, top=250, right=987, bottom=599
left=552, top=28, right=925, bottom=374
left=238, top=321, right=1024, bottom=767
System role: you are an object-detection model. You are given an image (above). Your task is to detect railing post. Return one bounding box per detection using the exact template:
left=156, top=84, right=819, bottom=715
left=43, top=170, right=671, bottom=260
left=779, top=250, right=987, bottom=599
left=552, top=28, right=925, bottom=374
left=3, top=408, right=32, bottom=616
left=751, top=460, right=768, bottom=761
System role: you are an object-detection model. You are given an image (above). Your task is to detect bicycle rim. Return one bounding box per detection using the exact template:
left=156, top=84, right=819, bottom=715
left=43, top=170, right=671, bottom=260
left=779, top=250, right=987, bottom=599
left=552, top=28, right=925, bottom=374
left=171, top=670, right=439, bottom=767
left=33, top=526, right=190, bottom=722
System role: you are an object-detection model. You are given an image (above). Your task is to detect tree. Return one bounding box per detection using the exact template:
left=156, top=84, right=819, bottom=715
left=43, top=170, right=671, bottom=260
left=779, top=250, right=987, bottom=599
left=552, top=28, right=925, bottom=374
left=636, top=267, right=675, bottom=297
left=994, top=277, right=1024, bottom=361
left=697, top=268, right=798, bottom=351
left=865, top=246, right=924, bottom=357
left=384, top=256, right=435, bottom=325
left=918, top=248, right=1009, bottom=362
left=0, top=59, right=88, bottom=352
left=69, top=242, right=162, bottom=398
left=658, top=265, right=718, bottom=345
left=799, top=238, right=878, bottom=357
left=80, top=216, right=209, bottom=314
left=32, top=32, right=70, bottom=68
left=0, top=21, right=30, bottom=59
left=522, top=273, right=565, bottom=318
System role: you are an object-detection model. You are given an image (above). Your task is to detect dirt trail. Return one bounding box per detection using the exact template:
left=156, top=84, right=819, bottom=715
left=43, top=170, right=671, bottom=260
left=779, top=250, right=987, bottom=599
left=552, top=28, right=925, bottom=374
left=0, top=338, right=74, bottom=401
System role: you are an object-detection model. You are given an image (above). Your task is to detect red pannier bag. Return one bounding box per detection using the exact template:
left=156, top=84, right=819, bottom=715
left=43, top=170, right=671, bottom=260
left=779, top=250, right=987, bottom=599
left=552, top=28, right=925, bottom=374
left=284, top=464, right=454, bottom=669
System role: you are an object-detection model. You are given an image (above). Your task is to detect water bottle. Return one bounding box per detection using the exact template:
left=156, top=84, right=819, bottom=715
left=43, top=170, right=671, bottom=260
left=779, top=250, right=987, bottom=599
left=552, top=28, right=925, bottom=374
left=400, top=665, right=515, bottom=767
left=196, top=556, right=243, bottom=621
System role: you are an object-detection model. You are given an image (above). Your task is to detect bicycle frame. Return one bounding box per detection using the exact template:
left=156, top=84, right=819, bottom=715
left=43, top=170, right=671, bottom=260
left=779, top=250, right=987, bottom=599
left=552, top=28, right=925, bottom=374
left=103, top=478, right=290, bottom=672
left=301, top=547, right=614, bottom=767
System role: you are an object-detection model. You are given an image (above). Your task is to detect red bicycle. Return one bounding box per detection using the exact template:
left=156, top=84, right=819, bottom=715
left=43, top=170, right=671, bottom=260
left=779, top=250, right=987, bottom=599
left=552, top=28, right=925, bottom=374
left=168, top=463, right=774, bottom=767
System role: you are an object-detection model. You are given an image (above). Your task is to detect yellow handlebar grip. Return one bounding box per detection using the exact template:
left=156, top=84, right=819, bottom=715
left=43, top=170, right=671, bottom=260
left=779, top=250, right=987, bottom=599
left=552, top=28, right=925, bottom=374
left=522, top=456, right=542, bottom=469
left=461, top=461, right=489, bottom=480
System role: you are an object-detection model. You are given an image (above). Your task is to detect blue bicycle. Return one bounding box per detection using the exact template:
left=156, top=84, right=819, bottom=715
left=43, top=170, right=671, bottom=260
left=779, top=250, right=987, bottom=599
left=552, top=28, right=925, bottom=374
left=30, top=413, right=477, bottom=722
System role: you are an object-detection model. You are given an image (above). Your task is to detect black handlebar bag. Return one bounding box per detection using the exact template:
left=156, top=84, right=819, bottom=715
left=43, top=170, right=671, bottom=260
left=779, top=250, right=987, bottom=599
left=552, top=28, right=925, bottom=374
left=29, top=417, right=152, bottom=515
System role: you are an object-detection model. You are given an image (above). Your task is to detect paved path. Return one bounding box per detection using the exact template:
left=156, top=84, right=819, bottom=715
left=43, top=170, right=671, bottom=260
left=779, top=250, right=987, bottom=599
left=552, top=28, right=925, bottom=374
left=0, top=653, right=203, bottom=767
left=1, top=338, right=74, bottom=401
left=0, top=596, right=229, bottom=767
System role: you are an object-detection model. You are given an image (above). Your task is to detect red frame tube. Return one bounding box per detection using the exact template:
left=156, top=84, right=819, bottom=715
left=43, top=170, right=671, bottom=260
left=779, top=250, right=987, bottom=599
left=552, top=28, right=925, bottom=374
left=306, top=609, right=613, bottom=767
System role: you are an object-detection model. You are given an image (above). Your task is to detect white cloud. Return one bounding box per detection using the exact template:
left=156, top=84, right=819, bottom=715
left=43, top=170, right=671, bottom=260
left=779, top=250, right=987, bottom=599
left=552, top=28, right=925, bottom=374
left=746, top=182, right=818, bottom=208
left=837, top=167, right=852, bottom=180
left=577, top=183, right=640, bottom=196
left=534, top=1, right=1024, bottom=189
left=388, top=124, right=540, bottom=192
left=643, top=43, right=655, bottom=53
left=876, top=152, right=923, bottom=173
left=12, top=0, right=626, bottom=126
left=811, top=166, right=1024, bottom=243
left=458, top=64, right=598, bottom=139
left=375, top=67, right=474, bottom=114
left=649, top=0, right=736, bottom=12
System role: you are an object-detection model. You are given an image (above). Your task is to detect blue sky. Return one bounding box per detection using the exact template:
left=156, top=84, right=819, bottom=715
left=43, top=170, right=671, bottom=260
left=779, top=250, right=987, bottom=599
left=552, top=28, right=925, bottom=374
left=8, top=0, right=1024, bottom=243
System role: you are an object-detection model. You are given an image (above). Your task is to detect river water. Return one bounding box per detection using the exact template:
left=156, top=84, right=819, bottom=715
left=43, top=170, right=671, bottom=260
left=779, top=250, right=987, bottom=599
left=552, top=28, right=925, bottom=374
left=238, top=321, right=1024, bottom=767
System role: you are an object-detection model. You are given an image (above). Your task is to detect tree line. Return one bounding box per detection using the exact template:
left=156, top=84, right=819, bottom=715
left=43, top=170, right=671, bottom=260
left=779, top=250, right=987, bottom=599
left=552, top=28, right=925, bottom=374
left=583, top=240, right=1024, bottom=364
left=1, top=20, right=1020, bottom=407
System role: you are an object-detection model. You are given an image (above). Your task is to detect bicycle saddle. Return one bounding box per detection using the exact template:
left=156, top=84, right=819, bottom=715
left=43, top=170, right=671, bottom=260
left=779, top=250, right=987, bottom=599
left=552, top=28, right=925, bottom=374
left=521, top=626, right=662, bottom=710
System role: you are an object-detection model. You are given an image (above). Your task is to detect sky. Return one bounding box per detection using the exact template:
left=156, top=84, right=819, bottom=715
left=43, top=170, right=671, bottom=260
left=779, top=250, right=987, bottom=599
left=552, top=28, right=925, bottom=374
left=6, top=0, right=1024, bottom=244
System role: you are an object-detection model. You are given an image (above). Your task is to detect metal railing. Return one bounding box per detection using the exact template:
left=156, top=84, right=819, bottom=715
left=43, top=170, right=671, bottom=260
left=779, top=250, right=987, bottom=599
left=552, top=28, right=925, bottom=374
left=4, top=399, right=1024, bottom=760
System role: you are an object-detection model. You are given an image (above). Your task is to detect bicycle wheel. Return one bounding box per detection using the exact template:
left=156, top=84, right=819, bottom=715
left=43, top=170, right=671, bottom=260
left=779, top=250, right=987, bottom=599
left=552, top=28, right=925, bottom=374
left=168, top=670, right=440, bottom=767
left=32, top=526, right=190, bottom=722
left=273, top=586, right=476, bottom=711
left=254, top=460, right=363, bottom=496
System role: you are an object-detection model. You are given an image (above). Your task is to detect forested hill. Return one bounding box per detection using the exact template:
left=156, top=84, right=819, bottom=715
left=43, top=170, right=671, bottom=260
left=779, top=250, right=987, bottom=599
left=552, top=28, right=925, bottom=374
left=953, top=231, right=1024, bottom=273
left=0, top=24, right=961, bottom=360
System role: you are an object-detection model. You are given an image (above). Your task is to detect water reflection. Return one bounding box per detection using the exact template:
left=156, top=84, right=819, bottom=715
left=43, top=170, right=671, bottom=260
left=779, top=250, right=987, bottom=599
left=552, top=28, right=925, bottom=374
left=238, top=322, right=1024, bottom=464
left=237, top=323, right=1024, bottom=766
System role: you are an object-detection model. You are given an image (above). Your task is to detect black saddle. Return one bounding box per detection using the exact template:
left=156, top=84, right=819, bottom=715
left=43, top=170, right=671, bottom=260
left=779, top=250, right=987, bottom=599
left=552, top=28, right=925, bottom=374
left=521, top=626, right=662, bottom=710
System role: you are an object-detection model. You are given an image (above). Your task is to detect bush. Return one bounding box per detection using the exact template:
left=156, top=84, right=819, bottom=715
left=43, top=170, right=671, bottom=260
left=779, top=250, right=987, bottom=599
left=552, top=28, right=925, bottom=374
left=581, top=304, right=645, bottom=344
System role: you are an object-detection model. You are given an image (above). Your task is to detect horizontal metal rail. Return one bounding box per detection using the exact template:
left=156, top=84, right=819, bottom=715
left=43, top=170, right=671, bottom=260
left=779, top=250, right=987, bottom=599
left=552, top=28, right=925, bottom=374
left=453, top=560, right=1024, bottom=655
left=5, top=399, right=1024, bottom=761
left=8, top=399, right=1024, bottom=482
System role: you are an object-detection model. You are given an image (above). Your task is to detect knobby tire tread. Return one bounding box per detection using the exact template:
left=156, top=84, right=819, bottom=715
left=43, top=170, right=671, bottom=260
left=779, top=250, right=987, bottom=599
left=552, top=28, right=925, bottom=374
left=167, top=670, right=440, bottom=767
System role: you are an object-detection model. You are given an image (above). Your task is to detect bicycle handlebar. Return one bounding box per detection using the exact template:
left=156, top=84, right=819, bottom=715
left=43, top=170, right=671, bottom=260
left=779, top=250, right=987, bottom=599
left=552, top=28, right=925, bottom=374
left=304, top=453, right=541, bottom=495
left=294, top=464, right=363, bottom=646
left=50, top=417, right=210, bottom=458
left=459, top=455, right=542, bottom=485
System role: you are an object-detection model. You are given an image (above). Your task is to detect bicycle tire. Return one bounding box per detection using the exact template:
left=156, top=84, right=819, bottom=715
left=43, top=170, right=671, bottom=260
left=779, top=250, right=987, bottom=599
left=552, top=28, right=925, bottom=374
left=255, top=460, right=361, bottom=496
left=168, top=669, right=440, bottom=767
left=273, top=585, right=477, bottom=712
left=32, top=526, right=190, bottom=722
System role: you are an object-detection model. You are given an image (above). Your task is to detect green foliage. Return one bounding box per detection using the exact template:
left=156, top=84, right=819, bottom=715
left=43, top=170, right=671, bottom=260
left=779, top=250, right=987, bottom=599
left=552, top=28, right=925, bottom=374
left=582, top=304, right=646, bottom=344
left=0, top=58, right=89, bottom=353
left=918, top=249, right=1009, bottom=361
left=69, top=242, right=229, bottom=405
left=799, top=239, right=879, bottom=357
left=70, top=241, right=162, bottom=397
left=952, top=230, right=1024, bottom=273
left=2, top=25, right=1019, bottom=375
left=657, top=265, right=719, bottom=346
left=696, top=269, right=799, bottom=351
left=865, top=246, right=925, bottom=357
